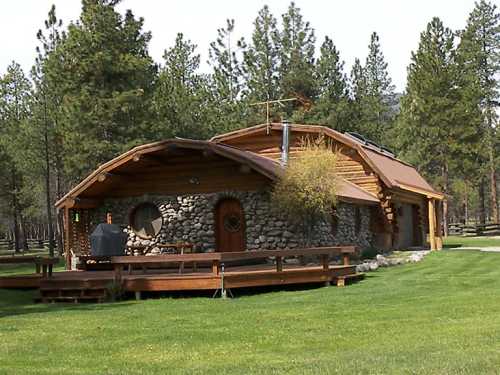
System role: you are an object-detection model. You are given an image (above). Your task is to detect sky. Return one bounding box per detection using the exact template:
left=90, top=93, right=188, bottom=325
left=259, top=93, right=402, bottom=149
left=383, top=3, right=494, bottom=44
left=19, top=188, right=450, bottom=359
left=0, top=0, right=486, bottom=92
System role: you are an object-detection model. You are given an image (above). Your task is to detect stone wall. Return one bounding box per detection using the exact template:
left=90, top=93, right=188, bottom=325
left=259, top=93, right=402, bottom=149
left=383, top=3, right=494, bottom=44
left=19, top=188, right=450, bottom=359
left=90, top=190, right=372, bottom=254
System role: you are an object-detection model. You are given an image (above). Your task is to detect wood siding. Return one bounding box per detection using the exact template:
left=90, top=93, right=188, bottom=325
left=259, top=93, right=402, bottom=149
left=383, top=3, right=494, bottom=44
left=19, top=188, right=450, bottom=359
left=219, top=128, right=381, bottom=196
left=79, top=153, right=270, bottom=199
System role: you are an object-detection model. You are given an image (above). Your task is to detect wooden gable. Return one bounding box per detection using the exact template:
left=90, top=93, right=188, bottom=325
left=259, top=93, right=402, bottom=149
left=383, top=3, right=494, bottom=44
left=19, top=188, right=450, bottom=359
left=213, top=125, right=381, bottom=196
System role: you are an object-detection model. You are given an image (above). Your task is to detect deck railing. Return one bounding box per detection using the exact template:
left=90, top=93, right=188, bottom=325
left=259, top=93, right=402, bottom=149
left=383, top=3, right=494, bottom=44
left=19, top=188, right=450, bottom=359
left=110, top=246, right=357, bottom=283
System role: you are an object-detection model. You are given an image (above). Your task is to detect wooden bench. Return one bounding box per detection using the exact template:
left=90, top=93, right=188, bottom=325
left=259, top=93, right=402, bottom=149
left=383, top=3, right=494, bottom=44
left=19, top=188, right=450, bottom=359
left=0, top=256, right=59, bottom=277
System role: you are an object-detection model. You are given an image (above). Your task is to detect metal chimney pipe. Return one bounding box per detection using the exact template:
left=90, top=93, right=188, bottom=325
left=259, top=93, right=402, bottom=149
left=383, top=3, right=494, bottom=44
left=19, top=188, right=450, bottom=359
left=281, top=120, right=290, bottom=166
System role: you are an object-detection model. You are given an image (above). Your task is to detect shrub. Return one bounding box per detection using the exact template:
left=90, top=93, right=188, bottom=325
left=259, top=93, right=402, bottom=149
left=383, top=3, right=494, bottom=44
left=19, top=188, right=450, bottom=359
left=271, top=136, right=338, bottom=245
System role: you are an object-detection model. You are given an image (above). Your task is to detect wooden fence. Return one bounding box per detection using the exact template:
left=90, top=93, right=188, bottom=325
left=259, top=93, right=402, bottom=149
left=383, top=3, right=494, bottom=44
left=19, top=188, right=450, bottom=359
left=448, top=223, right=500, bottom=237
left=0, top=238, right=58, bottom=251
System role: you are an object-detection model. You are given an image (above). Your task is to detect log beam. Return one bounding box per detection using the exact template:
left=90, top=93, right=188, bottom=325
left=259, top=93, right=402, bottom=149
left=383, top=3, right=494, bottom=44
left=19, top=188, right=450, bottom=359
left=428, top=198, right=437, bottom=251
left=435, top=200, right=443, bottom=250
left=64, top=207, right=71, bottom=270
left=133, top=153, right=168, bottom=165
left=66, top=197, right=100, bottom=209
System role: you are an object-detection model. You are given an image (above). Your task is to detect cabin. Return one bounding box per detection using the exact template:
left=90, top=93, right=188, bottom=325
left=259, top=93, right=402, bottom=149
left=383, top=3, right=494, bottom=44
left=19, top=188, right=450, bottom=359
left=0, top=122, right=444, bottom=301
left=55, top=122, right=444, bottom=269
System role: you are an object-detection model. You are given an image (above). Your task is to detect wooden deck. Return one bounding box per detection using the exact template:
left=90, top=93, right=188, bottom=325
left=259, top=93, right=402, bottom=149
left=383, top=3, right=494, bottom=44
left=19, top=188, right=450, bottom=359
left=0, top=247, right=364, bottom=302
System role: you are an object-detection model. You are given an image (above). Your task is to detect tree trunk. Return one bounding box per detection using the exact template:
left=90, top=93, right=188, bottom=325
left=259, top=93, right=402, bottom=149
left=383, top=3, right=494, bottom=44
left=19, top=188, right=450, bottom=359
left=44, top=115, right=54, bottom=257
left=479, top=179, right=486, bottom=224
left=20, top=216, right=29, bottom=252
left=55, top=160, right=64, bottom=256
left=464, top=182, right=469, bottom=225
left=11, top=169, right=20, bottom=253
left=490, top=146, right=498, bottom=224
left=442, top=162, right=449, bottom=237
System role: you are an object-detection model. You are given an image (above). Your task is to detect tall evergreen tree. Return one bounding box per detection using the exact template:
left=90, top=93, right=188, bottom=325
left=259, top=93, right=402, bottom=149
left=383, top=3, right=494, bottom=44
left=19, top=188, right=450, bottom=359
left=457, top=0, right=500, bottom=223
left=243, top=5, right=279, bottom=103
left=208, top=19, right=247, bottom=131
left=357, top=32, right=396, bottom=143
left=349, top=57, right=367, bottom=134
left=309, top=36, right=351, bottom=131
left=277, top=2, right=316, bottom=116
left=396, top=17, right=479, bottom=231
left=0, top=62, right=32, bottom=252
left=24, top=5, right=66, bottom=255
left=154, top=33, right=214, bottom=139
left=54, top=0, right=157, bottom=179
left=209, top=19, right=245, bottom=103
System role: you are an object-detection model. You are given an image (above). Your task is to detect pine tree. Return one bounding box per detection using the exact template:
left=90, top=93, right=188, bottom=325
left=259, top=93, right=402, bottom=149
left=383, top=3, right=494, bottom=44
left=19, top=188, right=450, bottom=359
left=309, top=36, right=351, bottom=131
left=316, top=37, right=348, bottom=103
left=54, top=0, right=157, bottom=179
left=396, top=17, right=479, bottom=231
left=209, top=19, right=245, bottom=103
left=154, top=33, right=214, bottom=139
left=357, top=32, right=396, bottom=143
left=277, top=2, right=316, bottom=116
left=23, top=4, right=66, bottom=255
left=457, top=0, right=500, bottom=223
left=208, top=19, right=247, bottom=131
left=349, top=58, right=367, bottom=134
left=0, top=62, right=32, bottom=252
left=243, top=5, right=279, bottom=103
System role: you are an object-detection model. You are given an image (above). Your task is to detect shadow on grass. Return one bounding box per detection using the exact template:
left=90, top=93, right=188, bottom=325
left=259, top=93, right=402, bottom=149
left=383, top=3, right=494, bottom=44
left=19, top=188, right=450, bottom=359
left=443, top=244, right=463, bottom=249
left=0, top=288, right=136, bottom=319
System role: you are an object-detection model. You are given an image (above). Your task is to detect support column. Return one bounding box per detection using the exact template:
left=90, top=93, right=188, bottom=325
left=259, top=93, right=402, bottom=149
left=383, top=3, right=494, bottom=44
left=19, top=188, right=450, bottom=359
left=435, top=200, right=443, bottom=250
left=428, top=198, right=437, bottom=251
left=63, top=206, right=72, bottom=269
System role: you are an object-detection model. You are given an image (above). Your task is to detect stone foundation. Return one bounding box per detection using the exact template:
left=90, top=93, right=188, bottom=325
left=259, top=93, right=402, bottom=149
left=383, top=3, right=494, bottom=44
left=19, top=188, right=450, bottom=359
left=90, top=190, right=372, bottom=254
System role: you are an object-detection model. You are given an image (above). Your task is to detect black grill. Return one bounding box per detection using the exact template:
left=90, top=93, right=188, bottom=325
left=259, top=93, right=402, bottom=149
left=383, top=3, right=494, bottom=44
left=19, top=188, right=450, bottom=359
left=90, top=224, right=127, bottom=256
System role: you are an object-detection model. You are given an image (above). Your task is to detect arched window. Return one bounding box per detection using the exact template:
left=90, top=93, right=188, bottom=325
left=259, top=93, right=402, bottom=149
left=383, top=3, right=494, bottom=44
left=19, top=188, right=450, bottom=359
left=354, top=207, right=362, bottom=235
left=129, top=202, right=163, bottom=239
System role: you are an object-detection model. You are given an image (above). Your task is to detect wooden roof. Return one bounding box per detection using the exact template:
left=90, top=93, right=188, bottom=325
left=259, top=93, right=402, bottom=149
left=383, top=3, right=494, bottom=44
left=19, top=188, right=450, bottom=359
left=56, top=138, right=378, bottom=209
left=211, top=123, right=444, bottom=199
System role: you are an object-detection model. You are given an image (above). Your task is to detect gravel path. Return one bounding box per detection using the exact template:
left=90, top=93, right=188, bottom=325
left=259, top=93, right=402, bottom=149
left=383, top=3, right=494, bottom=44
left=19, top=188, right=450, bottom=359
left=448, top=246, right=500, bottom=252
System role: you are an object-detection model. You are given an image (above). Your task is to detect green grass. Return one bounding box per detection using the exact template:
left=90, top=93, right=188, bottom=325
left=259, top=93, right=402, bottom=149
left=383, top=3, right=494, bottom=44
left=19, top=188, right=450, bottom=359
left=444, top=235, right=500, bottom=248
left=2, top=251, right=500, bottom=374
left=0, top=254, right=65, bottom=277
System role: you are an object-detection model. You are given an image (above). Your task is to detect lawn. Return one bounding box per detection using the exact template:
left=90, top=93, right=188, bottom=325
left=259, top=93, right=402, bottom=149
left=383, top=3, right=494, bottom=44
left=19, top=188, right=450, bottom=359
left=443, top=235, right=500, bottom=248
left=1, top=248, right=500, bottom=374
left=0, top=254, right=65, bottom=277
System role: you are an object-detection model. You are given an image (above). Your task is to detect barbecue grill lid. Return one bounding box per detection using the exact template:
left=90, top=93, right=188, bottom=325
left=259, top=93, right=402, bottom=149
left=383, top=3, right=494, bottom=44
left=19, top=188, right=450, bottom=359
left=90, top=223, right=127, bottom=256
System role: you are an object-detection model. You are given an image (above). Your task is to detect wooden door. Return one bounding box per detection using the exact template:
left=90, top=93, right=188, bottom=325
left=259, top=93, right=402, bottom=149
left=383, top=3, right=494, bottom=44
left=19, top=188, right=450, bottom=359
left=215, top=198, right=245, bottom=252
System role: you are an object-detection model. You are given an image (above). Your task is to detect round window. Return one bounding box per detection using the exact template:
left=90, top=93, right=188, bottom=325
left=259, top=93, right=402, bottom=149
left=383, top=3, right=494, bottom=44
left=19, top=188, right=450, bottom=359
left=129, top=202, right=163, bottom=239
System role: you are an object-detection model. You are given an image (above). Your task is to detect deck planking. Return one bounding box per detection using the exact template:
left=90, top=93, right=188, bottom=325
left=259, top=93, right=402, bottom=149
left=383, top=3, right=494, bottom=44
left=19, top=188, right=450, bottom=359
left=0, top=263, right=361, bottom=293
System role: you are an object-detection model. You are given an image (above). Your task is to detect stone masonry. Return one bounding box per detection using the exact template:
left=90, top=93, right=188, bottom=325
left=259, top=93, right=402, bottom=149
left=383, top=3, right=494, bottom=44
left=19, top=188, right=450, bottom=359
left=90, top=190, right=372, bottom=255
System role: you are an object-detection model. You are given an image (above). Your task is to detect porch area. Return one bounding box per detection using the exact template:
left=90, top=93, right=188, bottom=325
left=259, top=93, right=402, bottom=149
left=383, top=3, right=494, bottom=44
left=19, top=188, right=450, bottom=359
left=0, top=247, right=363, bottom=302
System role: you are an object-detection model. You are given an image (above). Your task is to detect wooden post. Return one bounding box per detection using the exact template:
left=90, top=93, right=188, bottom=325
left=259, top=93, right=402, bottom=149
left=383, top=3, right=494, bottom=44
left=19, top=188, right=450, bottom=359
left=435, top=200, right=443, bottom=250
left=336, top=277, right=345, bottom=287
left=321, top=254, right=329, bottom=270
left=212, top=260, right=220, bottom=275
left=63, top=207, right=71, bottom=270
left=276, top=256, right=283, bottom=272
left=342, top=252, right=350, bottom=266
left=428, top=198, right=437, bottom=251
left=114, top=264, right=123, bottom=285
